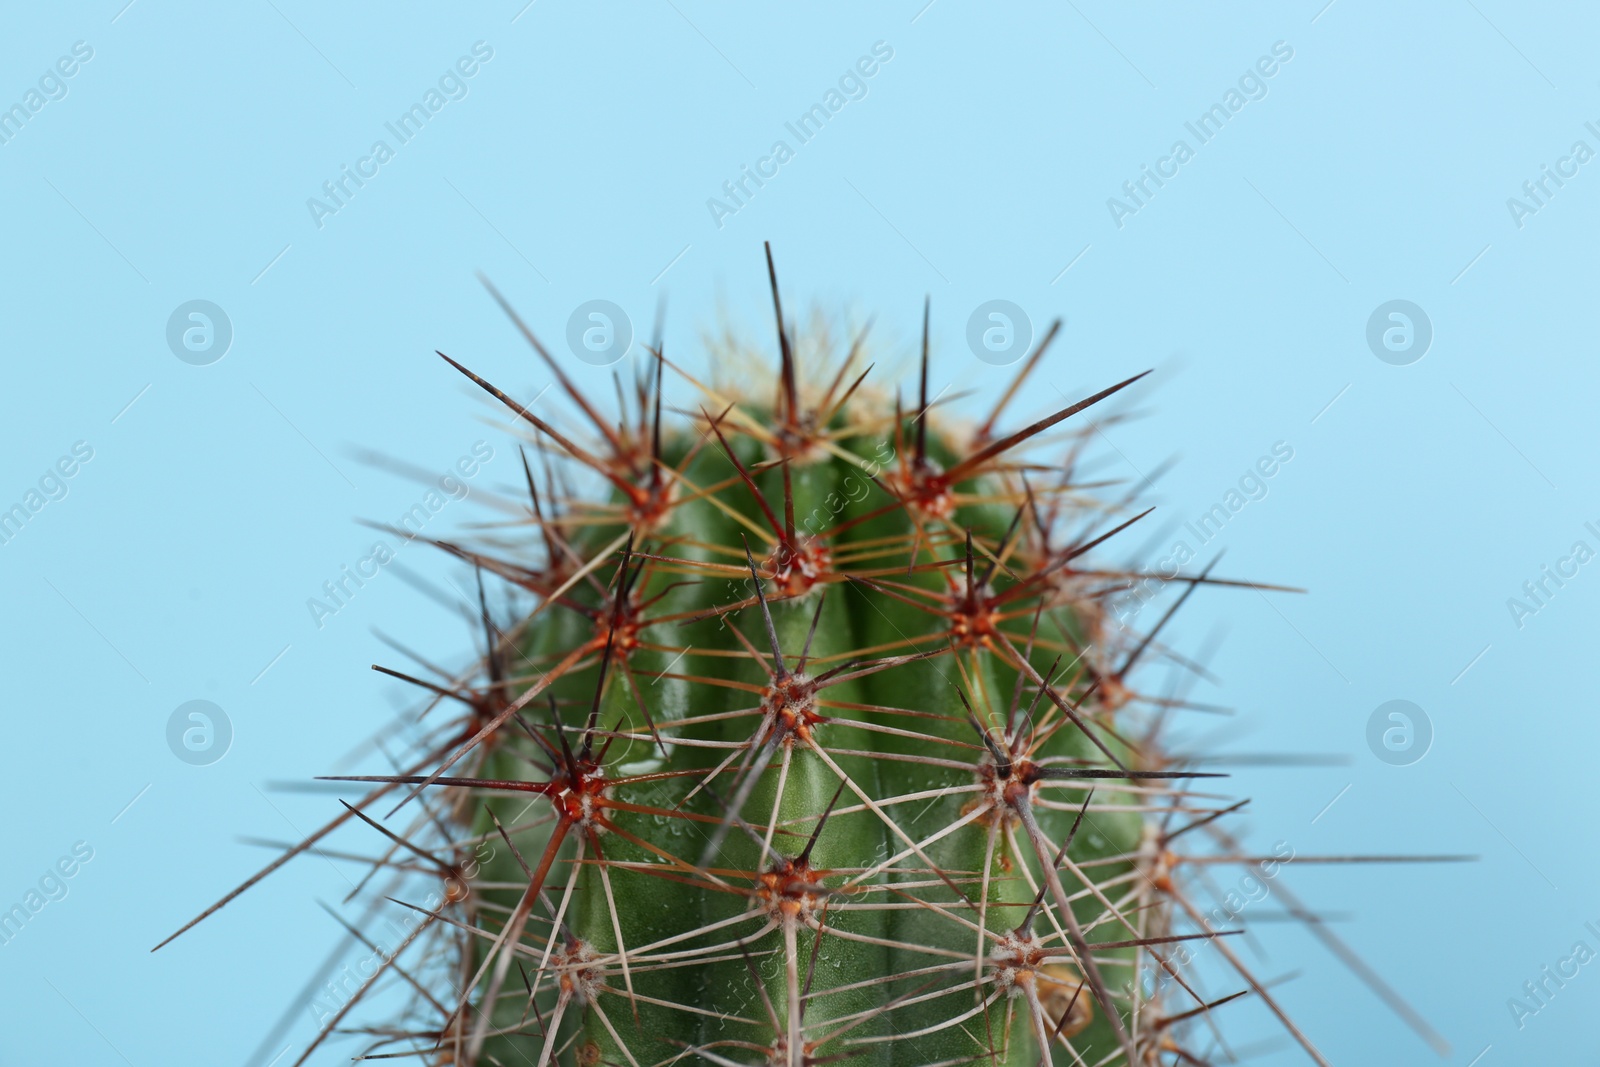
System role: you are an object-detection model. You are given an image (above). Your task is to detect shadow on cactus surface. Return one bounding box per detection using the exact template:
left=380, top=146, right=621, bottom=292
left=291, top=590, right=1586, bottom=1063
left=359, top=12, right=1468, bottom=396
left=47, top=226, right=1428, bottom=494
left=156, top=245, right=1467, bottom=1067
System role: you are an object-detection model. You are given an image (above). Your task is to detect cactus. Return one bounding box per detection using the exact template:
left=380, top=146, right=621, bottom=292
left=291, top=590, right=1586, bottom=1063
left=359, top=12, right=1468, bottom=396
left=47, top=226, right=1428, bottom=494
left=158, top=246, right=1457, bottom=1067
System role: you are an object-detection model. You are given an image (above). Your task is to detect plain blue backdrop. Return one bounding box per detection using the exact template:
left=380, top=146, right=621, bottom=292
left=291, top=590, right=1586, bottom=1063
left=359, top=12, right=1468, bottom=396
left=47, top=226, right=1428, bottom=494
left=2, top=1, right=1597, bottom=1063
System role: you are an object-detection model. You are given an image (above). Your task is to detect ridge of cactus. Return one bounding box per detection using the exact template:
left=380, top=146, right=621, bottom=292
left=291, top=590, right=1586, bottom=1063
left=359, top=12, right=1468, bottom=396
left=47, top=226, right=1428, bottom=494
left=156, top=245, right=1463, bottom=1067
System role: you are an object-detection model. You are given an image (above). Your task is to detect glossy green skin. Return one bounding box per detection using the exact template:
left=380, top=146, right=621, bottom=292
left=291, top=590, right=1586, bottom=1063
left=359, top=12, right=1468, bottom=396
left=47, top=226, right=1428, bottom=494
left=472, top=417, right=1141, bottom=1067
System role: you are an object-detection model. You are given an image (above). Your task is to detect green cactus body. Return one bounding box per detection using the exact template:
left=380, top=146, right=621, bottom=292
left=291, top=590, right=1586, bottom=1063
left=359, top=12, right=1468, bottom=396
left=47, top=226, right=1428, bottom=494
left=445, top=333, right=1154, bottom=1067
left=165, top=255, right=1449, bottom=1067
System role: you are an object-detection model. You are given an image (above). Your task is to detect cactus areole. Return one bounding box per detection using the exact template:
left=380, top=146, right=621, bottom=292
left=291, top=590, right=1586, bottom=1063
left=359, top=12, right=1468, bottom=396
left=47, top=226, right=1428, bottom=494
left=157, top=246, right=1447, bottom=1067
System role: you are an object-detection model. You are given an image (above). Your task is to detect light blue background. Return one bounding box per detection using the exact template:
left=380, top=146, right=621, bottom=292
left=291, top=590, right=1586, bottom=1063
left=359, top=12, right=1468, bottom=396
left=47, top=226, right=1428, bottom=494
left=2, top=1, right=1596, bottom=1063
